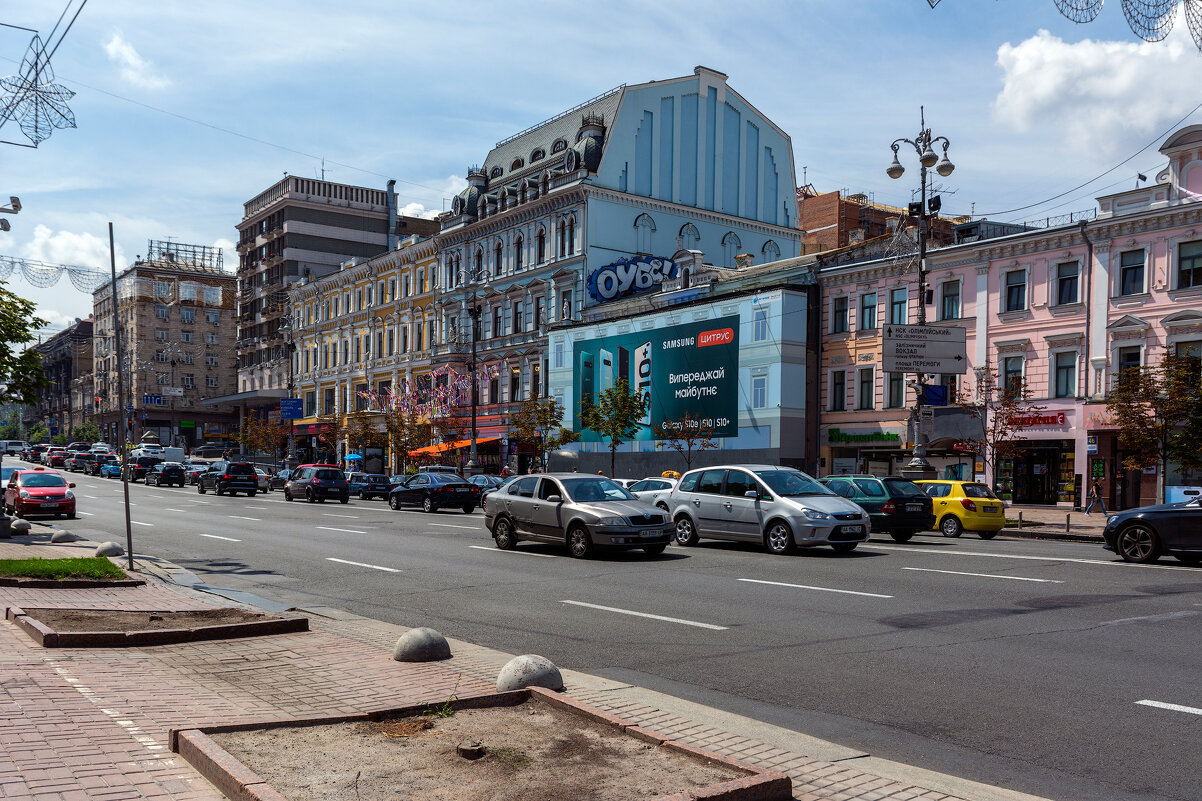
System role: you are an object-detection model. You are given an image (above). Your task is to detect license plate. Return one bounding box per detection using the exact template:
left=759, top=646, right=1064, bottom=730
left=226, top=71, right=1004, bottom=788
left=906, top=503, right=923, bottom=512
left=640, top=530, right=660, bottom=538
left=984, top=505, right=998, bottom=513
left=842, top=525, right=864, bottom=534
left=41, top=503, right=58, bottom=508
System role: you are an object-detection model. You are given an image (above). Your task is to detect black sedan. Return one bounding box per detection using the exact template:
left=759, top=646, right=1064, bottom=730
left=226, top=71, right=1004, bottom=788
left=145, top=462, right=186, bottom=487
left=1103, top=497, right=1202, bottom=564
left=388, top=472, right=481, bottom=514
left=267, top=469, right=291, bottom=491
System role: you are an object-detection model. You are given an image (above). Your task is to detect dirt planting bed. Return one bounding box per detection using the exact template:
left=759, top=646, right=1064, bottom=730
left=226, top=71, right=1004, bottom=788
left=6, top=606, right=308, bottom=647
left=183, top=690, right=790, bottom=801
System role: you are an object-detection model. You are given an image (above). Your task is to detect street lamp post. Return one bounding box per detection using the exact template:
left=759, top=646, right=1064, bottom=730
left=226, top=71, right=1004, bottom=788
left=464, top=270, right=490, bottom=471
left=886, top=106, right=954, bottom=479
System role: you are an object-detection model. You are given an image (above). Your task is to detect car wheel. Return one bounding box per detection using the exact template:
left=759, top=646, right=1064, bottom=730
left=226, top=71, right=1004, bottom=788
left=656, top=502, right=669, bottom=512
left=977, top=530, right=999, bottom=540
left=306, top=489, right=315, bottom=504
left=1116, top=524, right=1161, bottom=564
left=642, top=543, right=667, bottom=555
left=359, top=491, right=367, bottom=500
left=339, top=496, right=349, bottom=505
left=940, top=515, right=963, bottom=538
left=566, top=525, right=593, bottom=559
left=198, top=484, right=206, bottom=494
left=422, top=496, right=435, bottom=514
left=284, top=489, right=292, bottom=502
left=674, top=515, right=699, bottom=546
left=493, top=517, right=517, bottom=550
left=389, top=495, right=401, bottom=511
left=764, top=520, right=795, bottom=555
left=66, top=513, right=76, bottom=520
left=461, top=505, right=475, bottom=514
left=890, top=531, right=914, bottom=543
left=831, top=542, right=858, bottom=553
left=215, top=485, right=224, bottom=496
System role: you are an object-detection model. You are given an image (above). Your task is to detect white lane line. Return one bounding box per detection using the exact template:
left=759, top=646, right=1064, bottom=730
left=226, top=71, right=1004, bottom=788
left=737, top=578, right=893, bottom=598
left=227, top=515, right=260, bottom=521
left=1135, top=699, right=1202, bottom=716
left=82, top=494, right=99, bottom=499
left=561, top=600, right=727, bottom=630
left=868, top=544, right=1195, bottom=571
left=326, top=557, right=399, bottom=573
left=165, top=508, right=187, bottom=513
left=244, top=506, right=267, bottom=510
left=1101, top=611, right=1199, bottom=627
left=901, top=567, right=1063, bottom=583
left=315, top=525, right=368, bottom=534
left=131, top=521, right=152, bottom=527
left=76, top=511, right=94, bottom=516
left=200, top=533, right=241, bottom=542
left=322, top=513, right=359, bottom=519
left=433, top=523, right=481, bottom=530
left=468, top=545, right=557, bottom=559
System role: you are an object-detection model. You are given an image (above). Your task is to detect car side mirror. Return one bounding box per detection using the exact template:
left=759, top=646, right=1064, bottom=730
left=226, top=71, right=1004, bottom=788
left=744, top=490, right=760, bottom=499
left=69, top=483, right=76, bottom=488
left=546, top=494, right=563, bottom=503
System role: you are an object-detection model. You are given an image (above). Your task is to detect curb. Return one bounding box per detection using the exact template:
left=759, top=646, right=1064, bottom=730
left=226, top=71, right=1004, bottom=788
left=4, top=605, right=308, bottom=648
left=0, top=575, right=146, bottom=588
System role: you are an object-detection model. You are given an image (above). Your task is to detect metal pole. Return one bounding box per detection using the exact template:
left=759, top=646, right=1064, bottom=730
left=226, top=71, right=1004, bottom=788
left=109, top=223, right=134, bottom=570
left=468, top=298, right=478, bottom=469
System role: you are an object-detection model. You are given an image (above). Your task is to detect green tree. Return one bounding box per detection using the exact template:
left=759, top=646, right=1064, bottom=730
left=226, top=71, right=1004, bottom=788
left=654, top=412, right=718, bottom=471
left=963, top=364, right=1047, bottom=492
left=0, top=282, right=47, bottom=405
left=345, top=410, right=385, bottom=459
left=578, top=378, right=649, bottom=477
left=1106, top=352, right=1200, bottom=503
left=51, top=433, right=68, bottom=446
left=72, top=421, right=100, bottom=443
left=27, top=424, right=49, bottom=444
left=237, top=414, right=286, bottom=462
left=315, top=413, right=346, bottom=463
left=510, top=395, right=580, bottom=471
left=382, top=405, right=432, bottom=474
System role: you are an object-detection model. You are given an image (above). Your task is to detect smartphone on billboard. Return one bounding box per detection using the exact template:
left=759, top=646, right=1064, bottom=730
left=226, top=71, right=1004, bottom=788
left=599, top=349, right=614, bottom=393
left=579, top=351, right=595, bottom=420
left=634, top=342, right=652, bottom=440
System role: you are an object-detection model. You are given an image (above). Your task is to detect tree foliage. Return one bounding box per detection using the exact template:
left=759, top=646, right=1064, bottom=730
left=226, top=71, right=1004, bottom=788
left=27, top=424, right=48, bottom=444
left=0, top=282, right=47, bottom=406
left=654, top=413, right=718, bottom=471
left=237, top=414, right=286, bottom=460
left=71, top=421, right=100, bottom=443
left=578, top=378, right=648, bottom=477
left=510, top=395, right=579, bottom=470
left=964, top=364, right=1047, bottom=484
left=315, top=413, right=345, bottom=463
left=382, top=405, right=432, bottom=473
left=345, top=410, right=385, bottom=458
left=1105, top=352, right=1201, bottom=502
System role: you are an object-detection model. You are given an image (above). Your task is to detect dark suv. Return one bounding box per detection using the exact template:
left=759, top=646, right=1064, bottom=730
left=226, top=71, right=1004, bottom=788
left=283, top=464, right=350, bottom=504
left=197, top=461, right=260, bottom=496
left=67, top=452, right=96, bottom=473
left=145, top=462, right=186, bottom=487
left=818, top=475, right=934, bottom=542
left=125, top=456, right=163, bottom=481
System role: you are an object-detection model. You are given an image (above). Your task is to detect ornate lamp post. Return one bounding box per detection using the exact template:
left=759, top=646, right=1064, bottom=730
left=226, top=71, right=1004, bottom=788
left=886, top=107, right=954, bottom=478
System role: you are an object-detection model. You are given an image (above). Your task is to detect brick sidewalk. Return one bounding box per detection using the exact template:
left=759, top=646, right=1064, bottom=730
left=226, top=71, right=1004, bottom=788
left=0, top=532, right=1042, bottom=801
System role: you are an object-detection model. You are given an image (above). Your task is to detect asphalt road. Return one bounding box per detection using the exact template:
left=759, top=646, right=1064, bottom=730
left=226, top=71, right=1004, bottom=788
left=38, top=461, right=1202, bottom=801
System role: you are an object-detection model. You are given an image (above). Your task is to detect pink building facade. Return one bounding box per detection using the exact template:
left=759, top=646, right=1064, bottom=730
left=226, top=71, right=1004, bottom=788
left=818, top=125, right=1202, bottom=510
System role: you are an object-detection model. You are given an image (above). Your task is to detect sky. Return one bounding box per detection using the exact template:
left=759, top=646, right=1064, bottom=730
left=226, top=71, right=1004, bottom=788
left=2, top=0, right=1201, bottom=336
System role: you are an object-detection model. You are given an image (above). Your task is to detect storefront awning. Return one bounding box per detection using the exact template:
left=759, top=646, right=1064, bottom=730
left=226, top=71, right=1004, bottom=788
left=409, top=437, right=500, bottom=456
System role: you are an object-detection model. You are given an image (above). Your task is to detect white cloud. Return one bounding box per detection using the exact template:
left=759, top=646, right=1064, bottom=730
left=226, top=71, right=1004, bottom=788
left=22, top=225, right=126, bottom=272
left=212, top=238, right=236, bottom=270
left=104, top=32, right=170, bottom=90
left=397, top=174, right=469, bottom=219
left=994, top=20, right=1202, bottom=158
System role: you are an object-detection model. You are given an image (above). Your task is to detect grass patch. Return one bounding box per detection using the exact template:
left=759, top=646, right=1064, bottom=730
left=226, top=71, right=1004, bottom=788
left=0, top=557, right=125, bottom=580
left=487, top=746, right=532, bottom=768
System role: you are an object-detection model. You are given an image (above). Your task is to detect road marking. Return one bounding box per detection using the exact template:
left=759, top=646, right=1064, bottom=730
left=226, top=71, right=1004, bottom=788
left=200, top=533, right=241, bottom=542
left=131, top=521, right=152, bottom=527
left=468, top=545, right=557, bottom=558
left=165, top=508, right=187, bottom=513
left=1135, top=699, right=1202, bottom=716
left=244, top=506, right=267, bottom=510
left=868, top=544, right=1196, bottom=571
left=433, top=523, right=481, bottom=530
left=1101, top=611, right=1199, bottom=627
left=83, top=494, right=98, bottom=499
left=326, top=557, right=399, bottom=572
left=561, top=600, right=727, bottom=630
left=737, top=578, right=893, bottom=598
left=322, top=513, right=359, bottom=519
left=227, top=516, right=260, bottom=521
left=76, top=511, right=94, bottom=516
left=901, top=567, right=1063, bottom=583
left=315, top=525, right=368, bottom=534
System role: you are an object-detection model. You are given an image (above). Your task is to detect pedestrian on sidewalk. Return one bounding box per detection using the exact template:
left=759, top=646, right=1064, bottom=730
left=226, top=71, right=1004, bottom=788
left=1084, top=478, right=1107, bottom=516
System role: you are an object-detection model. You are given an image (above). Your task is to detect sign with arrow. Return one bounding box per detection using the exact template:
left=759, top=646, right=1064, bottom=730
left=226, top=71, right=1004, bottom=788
left=883, top=324, right=968, bottom=374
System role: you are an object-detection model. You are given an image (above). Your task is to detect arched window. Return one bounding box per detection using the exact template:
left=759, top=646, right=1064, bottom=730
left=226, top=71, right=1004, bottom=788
left=489, top=166, right=502, bottom=179
left=634, top=213, right=656, bottom=254
left=514, top=235, right=524, bottom=271
left=557, top=220, right=566, bottom=258
left=494, top=241, right=503, bottom=276
left=530, top=148, right=545, bottom=162
left=510, top=158, right=523, bottom=171
left=762, top=239, right=780, bottom=262
left=551, top=139, right=568, bottom=153
left=679, top=223, right=700, bottom=251
left=474, top=248, right=483, bottom=278
left=536, top=227, right=546, bottom=264
left=567, top=216, right=576, bottom=255
left=722, top=232, right=742, bottom=267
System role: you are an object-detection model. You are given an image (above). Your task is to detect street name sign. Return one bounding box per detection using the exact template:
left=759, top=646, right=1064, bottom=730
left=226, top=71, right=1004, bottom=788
left=883, top=324, right=968, bottom=374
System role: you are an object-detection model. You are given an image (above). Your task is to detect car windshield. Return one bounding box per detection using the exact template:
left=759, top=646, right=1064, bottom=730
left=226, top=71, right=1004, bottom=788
left=562, top=478, right=635, bottom=503
left=22, top=474, right=67, bottom=488
left=366, top=474, right=388, bottom=483
left=961, top=483, right=999, bottom=499
left=883, top=478, right=928, bottom=498
left=314, top=469, right=343, bottom=480
left=754, top=469, right=833, bottom=497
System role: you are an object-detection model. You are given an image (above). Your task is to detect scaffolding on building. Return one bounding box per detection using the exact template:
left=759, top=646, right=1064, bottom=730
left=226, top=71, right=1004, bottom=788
left=145, top=240, right=224, bottom=272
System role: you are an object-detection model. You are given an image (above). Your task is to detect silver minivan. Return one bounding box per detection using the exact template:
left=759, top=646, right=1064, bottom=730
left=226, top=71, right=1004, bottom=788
left=669, top=464, right=871, bottom=554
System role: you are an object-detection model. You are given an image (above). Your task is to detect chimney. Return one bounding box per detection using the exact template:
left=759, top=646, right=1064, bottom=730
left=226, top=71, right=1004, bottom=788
left=386, top=179, right=397, bottom=251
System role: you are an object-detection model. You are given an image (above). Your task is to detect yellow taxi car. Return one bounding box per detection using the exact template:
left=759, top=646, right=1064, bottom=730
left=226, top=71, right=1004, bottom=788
left=914, top=480, right=1006, bottom=539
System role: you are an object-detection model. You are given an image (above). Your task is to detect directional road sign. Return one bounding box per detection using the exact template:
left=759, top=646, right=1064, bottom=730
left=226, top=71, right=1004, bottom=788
left=883, top=324, right=968, bottom=374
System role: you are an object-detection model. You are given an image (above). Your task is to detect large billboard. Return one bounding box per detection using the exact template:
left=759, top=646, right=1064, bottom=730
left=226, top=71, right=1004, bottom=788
left=573, top=315, right=739, bottom=441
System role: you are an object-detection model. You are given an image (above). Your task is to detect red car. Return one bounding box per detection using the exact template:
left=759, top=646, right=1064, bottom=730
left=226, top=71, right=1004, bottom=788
left=47, top=449, right=69, bottom=467
left=4, top=468, right=76, bottom=519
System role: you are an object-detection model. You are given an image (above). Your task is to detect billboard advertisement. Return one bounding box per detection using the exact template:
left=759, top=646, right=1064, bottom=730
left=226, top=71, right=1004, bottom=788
left=573, top=315, right=739, bottom=441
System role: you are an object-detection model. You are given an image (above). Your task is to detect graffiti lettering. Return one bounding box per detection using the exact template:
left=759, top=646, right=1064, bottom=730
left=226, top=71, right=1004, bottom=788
left=588, top=256, right=677, bottom=302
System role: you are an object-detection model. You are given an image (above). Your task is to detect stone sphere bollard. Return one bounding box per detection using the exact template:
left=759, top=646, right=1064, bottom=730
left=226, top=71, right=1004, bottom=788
left=50, top=530, right=79, bottom=543
left=496, top=654, right=563, bottom=692
left=94, top=541, right=125, bottom=558
left=393, top=627, right=452, bottom=662
left=10, top=519, right=32, bottom=535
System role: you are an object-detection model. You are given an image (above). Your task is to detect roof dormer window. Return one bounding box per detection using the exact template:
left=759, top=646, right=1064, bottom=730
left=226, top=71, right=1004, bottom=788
left=490, top=166, right=503, bottom=179
left=510, top=158, right=524, bottom=171
left=551, top=139, right=568, bottom=154
left=530, top=148, right=545, bottom=162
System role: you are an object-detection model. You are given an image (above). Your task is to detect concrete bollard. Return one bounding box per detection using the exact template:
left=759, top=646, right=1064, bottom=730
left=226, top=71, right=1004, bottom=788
left=50, top=530, right=79, bottom=543
left=393, top=627, right=452, bottom=662
left=10, top=519, right=31, bottom=535
left=94, top=541, right=125, bottom=558
left=1066, top=513, right=1071, bottom=533
left=497, top=654, right=563, bottom=692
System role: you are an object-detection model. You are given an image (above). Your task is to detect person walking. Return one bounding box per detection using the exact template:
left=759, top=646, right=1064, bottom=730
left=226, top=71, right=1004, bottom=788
left=1084, top=478, right=1107, bottom=516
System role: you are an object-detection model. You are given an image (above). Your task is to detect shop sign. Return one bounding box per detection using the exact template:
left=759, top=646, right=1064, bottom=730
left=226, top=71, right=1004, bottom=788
left=587, top=256, right=677, bottom=302
left=1087, top=408, right=1119, bottom=429
left=1008, top=411, right=1066, bottom=428
left=827, top=428, right=902, bottom=445
left=1090, top=458, right=1105, bottom=479
left=952, top=441, right=978, bottom=453
left=1087, top=435, right=1098, bottom=454
left=179, top=420, right=195, bottom=429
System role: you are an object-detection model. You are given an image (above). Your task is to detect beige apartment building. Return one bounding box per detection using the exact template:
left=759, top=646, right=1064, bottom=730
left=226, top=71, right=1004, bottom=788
left=92, top=241, right=238, bottom=448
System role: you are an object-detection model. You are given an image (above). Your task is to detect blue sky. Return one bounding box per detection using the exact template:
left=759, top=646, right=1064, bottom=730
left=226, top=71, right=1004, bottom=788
left=3, top=0, right=1200, bottom=333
